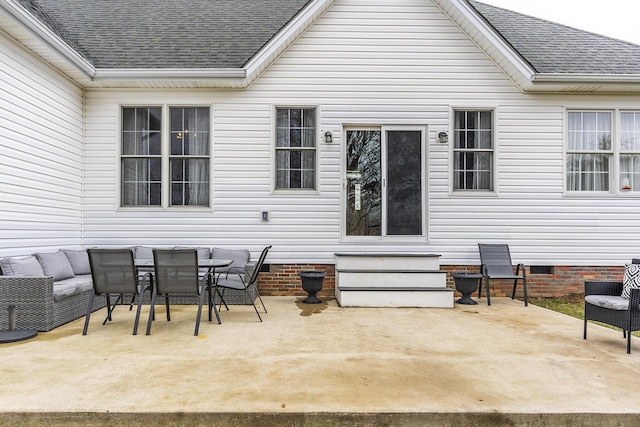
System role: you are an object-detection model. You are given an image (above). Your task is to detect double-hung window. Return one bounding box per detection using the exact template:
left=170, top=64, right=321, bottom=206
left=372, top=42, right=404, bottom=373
left=122, top=107, right=162, bottom=206
left=275, top=107, right=317, bottom=190
left=620, top=112, right=640, bottom=191
left=566, top=111, right=612, bottom=191
left=121, top=106, right=210, bottom=207
left=452, top=110, right=494, bottom=191
left=566, top=110, right=640, bottom=193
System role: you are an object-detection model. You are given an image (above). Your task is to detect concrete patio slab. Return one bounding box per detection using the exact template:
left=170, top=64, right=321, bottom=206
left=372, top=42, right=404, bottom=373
left=1, top=296, right=639, bottom=426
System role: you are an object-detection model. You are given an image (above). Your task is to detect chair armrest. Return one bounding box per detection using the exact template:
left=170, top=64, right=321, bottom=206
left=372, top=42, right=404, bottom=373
left=584, top=280, right=623, bottom=297
left=629, top=288, right=640, bottom=316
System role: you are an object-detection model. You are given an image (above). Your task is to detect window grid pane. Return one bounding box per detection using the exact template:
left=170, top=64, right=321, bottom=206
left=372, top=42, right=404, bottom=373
left=169, top=107, right=210, bottom=206
left=275, top=108, right=317, bottom=189
left=566, top=112, right=612, bottom=192
left=620, top=112, right=640, bottom=191
left=121, top=107, right=162, bottom=206
left=453, top=110, right=493, bottom=191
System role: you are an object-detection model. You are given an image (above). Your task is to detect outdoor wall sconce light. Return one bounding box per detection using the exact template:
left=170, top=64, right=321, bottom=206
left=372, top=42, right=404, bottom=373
left=324, top=131, right=333, bottom=143
left=438, top=131, right=449, bottom=144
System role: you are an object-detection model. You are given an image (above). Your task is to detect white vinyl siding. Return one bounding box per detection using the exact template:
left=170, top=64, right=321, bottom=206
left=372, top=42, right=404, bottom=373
left=74, top=0, right=640, bottom=267
left=0, top=33, right=84, bottom=257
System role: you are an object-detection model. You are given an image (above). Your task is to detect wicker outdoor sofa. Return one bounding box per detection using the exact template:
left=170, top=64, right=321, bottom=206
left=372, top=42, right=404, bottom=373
left=0, top=246, right=258, bottom=332
left=0, top=250, right=105, bottom=332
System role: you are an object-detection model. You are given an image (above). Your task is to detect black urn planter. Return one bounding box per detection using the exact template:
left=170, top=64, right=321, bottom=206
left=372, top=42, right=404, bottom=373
left=451, top=272, right=483, bottom=305
left=298, top=271, right=326, bottom=304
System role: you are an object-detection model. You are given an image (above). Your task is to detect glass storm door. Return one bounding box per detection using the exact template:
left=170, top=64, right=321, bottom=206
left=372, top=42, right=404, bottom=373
left=345, top=128, right=424, bottom=237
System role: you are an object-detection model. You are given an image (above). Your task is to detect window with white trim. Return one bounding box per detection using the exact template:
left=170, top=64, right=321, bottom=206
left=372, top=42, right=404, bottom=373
left=453, top=110, right=494, bottom=191
left=121, top=106, right=210, bottom=207
left=620, top=112, right=640, bottom=192
left=275, top=107, right=316, bottom=190
left=566, top=111, right=611, bottom=191
left=566, top=110, right=640, bottom=193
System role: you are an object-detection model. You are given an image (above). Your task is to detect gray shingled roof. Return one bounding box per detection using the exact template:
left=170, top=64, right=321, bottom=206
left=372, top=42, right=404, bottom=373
left=16, top=0, right=640, bottom=74
left=18, top=0, right=312, bottom=68
left=468, top=0, right=640, bottom=74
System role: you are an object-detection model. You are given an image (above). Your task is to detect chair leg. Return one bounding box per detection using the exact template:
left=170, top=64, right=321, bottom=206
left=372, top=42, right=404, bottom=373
left=82, top=295, right=95, bottom=335
left=194, top=288, right=207, bottom=336
left=146, top=289, right=157, bottom=335
left=133, top=290, right=145, bottom=336
left=522, top=277, right=528, bottom=306
left=485, top=277, right=491, bottom=306
left=583, top=317, right=588, bottom=340
left=255, top=286, right=267, bottom=314
left=209, top=285, right=222, bottom=324
left=218, top=288, right=230, bottom=311
left=250, top=291, right=263, bottom=323
left=165, top=296, right=171, bottom=321
left=627, top=330, right=632, bottom=354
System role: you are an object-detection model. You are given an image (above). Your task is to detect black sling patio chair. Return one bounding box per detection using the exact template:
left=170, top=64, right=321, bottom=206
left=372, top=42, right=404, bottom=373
left=214, top=245, right=271, bottom=322
left=146, top=249, right=210, bottom=336
left=478, top=243, right=528, bottom=306
left=84, top=248, right=152, bottom=335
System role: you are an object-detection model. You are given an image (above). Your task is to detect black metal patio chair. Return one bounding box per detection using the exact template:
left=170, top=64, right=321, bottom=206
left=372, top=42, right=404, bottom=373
left=146, top=248, right=211, bottom=336
left=84, top=248, right=152, bottom=335
left=214, top=245, right=271, bottom=322
left=478, top=243, right=528, bottom=306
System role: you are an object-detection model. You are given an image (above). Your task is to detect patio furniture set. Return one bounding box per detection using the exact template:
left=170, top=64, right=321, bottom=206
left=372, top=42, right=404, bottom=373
left=0, top=245, right=270, bottom=334
left=465, top=244, right=640, bottom=354
left=2, top=240, right=639, bottom=352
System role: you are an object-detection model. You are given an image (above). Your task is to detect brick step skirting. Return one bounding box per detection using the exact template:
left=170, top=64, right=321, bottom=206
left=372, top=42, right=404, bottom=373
left=256, top=264, right=625, bottom=299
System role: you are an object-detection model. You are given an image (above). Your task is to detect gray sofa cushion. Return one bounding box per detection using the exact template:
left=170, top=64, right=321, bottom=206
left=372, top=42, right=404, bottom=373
left=34, top=252, right=75, bottom=281
left=585, top=295, right=630, bottom=311
left=61, top=249, right=91, bottom=275
left=53, top=275, right=93, bottom=302
left=174, top=246, right=210, bottom=260
left=0, top=256, right=45, bottom=276
left=211, top=248, right=250, bottom=273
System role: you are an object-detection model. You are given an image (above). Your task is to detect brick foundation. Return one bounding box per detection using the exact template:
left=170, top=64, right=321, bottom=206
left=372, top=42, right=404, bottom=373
left=255, top=264, right=624, bottom=298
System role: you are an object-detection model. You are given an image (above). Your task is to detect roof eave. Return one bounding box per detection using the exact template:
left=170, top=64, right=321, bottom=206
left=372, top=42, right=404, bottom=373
left=0, top=0, right=95, bottom=77
left=93, top=68, right=246, bottom=81
left=525, top=73, right=640, bottom=93
left=431, top=0, right=536, bottom=91
left=243, top=0, right=336, bottom=84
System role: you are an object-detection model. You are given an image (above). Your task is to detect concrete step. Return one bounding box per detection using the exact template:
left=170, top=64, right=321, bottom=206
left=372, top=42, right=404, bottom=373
left=336, top=269, right=447, bottom=288
left=336, top=286, right=454, bottom=308
left=335, top=252, right=441, bottom=270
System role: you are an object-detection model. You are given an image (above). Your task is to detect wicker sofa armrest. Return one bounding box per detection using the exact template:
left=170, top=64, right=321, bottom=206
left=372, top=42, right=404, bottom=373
left=0, top=275, right=55, bottom=330
left=584, top=280, right=623, bottom=297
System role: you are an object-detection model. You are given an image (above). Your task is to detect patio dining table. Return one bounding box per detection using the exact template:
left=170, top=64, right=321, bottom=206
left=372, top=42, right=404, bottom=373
left=134, top=258, right=234, bottom=324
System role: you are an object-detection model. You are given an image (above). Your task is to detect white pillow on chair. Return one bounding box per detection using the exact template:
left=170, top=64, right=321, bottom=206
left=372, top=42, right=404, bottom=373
left=622, top=263, right=640, bottom=299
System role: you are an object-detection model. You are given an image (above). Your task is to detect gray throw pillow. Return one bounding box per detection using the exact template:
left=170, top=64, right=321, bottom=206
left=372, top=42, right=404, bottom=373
left=133, top=246, right=154, bottom=259
left=0, top=256, right=45, bottom=276
left=61, top=249, right=91, bottom=275
left=211, top=248, right=250, bottom=273
left=34, top=252, right=75, bottom=281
